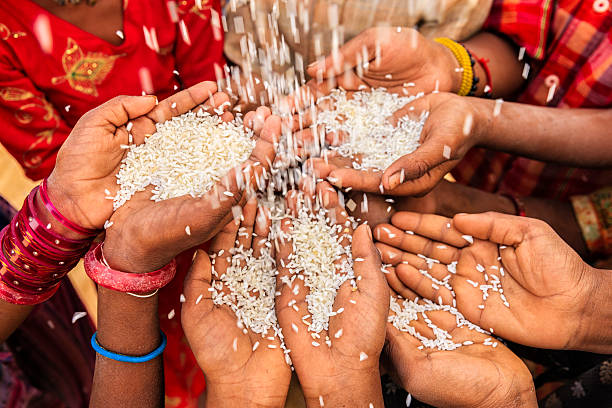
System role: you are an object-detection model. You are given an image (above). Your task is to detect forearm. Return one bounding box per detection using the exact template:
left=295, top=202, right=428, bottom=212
left=472, top=98, right=612, bottom=168
left=462, top=32, right=526, bottom=98
left=575, top=266, right=612, bottom=353
left=0, top=300, right=32, bottom=342
left=90, top=287, right=163, bottom=408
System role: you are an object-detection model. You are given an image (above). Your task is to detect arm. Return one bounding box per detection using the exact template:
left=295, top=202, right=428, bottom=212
left=578, top=266, right=612, bottom=353
left=90, top=288, right=163, bottom=408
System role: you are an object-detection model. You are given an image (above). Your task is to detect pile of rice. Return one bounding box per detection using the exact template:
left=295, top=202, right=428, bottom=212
left=315, top=88, right=428, bottom=171
left=113, top=110, right=255, bottom=209
left=281, top=203, right=357, bottom=335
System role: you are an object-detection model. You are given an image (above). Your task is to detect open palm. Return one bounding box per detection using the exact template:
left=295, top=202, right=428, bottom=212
left=375, top=211, right=593, bottom=351
left=181, top=198, right=291, bottom=407
left=275, top=183, right=388, bottom=406
left=384, top=286, right=536, bottom=408
left=48, top=81, right=228, bottom=230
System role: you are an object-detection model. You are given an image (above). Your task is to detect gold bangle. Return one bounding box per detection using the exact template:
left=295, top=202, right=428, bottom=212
left=434, top=38, right=473, bottom=96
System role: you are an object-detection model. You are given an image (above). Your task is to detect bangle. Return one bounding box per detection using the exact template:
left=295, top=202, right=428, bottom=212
left=0, top=186, right=96, bottom=305
left=84, top=242, right=176, bottom=294
left=434, top=38, right=473, bottom=97
left=466, top=47, right=492, bottom=98
left=501, top=194, right=527, bottom=217
left=91, top=331, right=167, bottom=363
left=39, top=179, right=99, bottom=237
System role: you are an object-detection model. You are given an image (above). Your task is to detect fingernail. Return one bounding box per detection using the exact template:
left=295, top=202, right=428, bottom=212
left=307, top=61, right=319, bottom=70
left=365, top=224, right=372, bottom=240
left=327, top=176, right=342, bottom=188
left=146, top=95, right=158, bottom=105
left=456, top=213, right=468, bottom=216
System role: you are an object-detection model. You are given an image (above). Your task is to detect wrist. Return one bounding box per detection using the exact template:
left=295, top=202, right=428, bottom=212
left=433, top=41, right=463, bottom=94
left=573, top=265, right=612, bottom=353
left=467, top=97, right=492, bottom=147
left=303, top=369, right=383, bottom=408
left=205, top=380, right=285, bottom=408
left=45, top=174, right=98, bottom=232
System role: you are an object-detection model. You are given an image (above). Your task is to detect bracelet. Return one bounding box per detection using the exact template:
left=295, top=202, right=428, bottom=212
left=461, top=46, right=479, bottom=97
left=40, top=179, right=99, bottom=237
left=84, top=242, right=176, bottom=294
left=501, top=193, right=527, bottom=217
left=0, top=187, right=96, bottom=305
left=466, top=48, right=492, bottom=98
left=434, top=38, right=473, bottom=97
left=91, top=331, right=167, bottom=363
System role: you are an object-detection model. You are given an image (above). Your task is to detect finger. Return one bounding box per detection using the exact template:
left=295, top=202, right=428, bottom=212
left=328, top=167, right=383, bottom=193
left=314, top=181, right=340, bottom=209
left=375, top=242, right=409, bottom=266
left=236, top=196, right=258, bottom=251
left=183, top=250, right=214, bottom=310
left=394, top=262, right=454, bottom=305
left=84, top=94, right=157, bottom=129
left=304, top=157, right=338, bottom=181
left=306, top=28, right=376, bottom=79
left=374, top=223, right=461, bottom=264
left=452, top=212, right=531, bottom=247
left=260, top=114, right=282, bottom=144
left=253, top=205, right=272, bottom=258
left=352, top=225, right=388, bottom=299
left=384, top=265, right=421, bottom=301
left=146, top=81, right=219, bottom=124
left=390, top=212, right=469, bottom=248
left=380, top=161, right=457, bottom=196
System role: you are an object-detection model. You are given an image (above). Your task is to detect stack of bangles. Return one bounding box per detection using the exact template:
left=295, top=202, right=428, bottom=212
left=0, top=180, right=99, bottom=305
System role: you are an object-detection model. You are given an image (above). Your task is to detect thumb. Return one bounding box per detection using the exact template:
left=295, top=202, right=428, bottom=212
left=352, top=224, right=388, bottom=298
left=86, top=94, right=157, bottom=128
left=183, top=249, right=213, bottom=302
left=452, top=212, right=530, bottom=247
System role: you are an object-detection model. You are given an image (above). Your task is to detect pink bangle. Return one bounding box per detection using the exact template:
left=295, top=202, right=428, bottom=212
left=39, top=179, right=99, bottom=237
left=84, top=243, right=176, bottom=294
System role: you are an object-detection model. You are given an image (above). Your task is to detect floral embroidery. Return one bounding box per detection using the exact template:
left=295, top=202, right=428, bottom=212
left=51, top=38, right=120, bottom=97
left=0, top=87, right=60, bottom=169
left=0, top=23, right=26, bottom=41
left=179, top=0, right=212, bottom=19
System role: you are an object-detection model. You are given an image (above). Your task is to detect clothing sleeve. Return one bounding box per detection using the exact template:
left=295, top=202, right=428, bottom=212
left=0, top=54, right=71, bottom=181
left=571, top=186, right=612, bottom=257
left=483, top=0, right=554, bottom=60
left=174, top=0, right=226, bottom=87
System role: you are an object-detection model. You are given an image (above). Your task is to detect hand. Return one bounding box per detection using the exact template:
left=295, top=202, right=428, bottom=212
left=181, top=198, right=291, bottom=408
left=374, top=211, right=597, bottom=351
left=384, top=286, right=536, bottom=408
left=102, top=86, right=277, bottom=273
left=275, top=182, right=388, bottom=407
left=305, top=27, right=460, bottom=99
left=302, top=92, right=484, bottom=196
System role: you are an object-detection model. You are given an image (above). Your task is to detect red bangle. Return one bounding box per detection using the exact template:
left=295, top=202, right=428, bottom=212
left=39, top=179, right=99, bottom=237
left=502, top=193, right=527, bottom=217
left=84, top=243, right=176, bottom=294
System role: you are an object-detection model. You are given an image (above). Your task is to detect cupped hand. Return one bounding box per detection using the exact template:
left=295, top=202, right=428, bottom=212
left=102, top=87, right=277, bottom=273
left=181, top=198, right=291, bottom=408
left=383, top=284, right=536, bottom=408
left=304, top=27, right=460, bottom=100
left=375, top=211, right=595, bottom=351
left=274, top=182, right=389, bottom=407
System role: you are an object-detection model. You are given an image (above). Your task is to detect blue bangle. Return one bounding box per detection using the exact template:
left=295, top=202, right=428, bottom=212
left=91, top=331, right=167, bottom=363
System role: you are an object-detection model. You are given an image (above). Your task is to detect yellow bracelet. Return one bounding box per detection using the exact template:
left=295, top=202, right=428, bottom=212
left=434, top=38, right=473, bottom=96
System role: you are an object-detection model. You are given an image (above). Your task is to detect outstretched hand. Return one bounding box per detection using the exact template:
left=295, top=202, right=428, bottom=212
left=181, top=198, right=291, bottom=408
left=274, top=182, right=388, bottom=407
left=375, top=211, right=597, bottom=351
left=383, top=284, right=536, bottom=408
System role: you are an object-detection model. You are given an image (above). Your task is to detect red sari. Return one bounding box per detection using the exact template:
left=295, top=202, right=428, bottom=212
left=0, top=1, right=224, bottom=406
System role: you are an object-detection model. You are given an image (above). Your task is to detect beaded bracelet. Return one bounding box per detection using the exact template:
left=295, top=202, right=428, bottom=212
left=84, top=242, right=177, bottom=294
left=91, top=331, right=167, bottom=363
left=434, top=38, right=474, bottom=97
